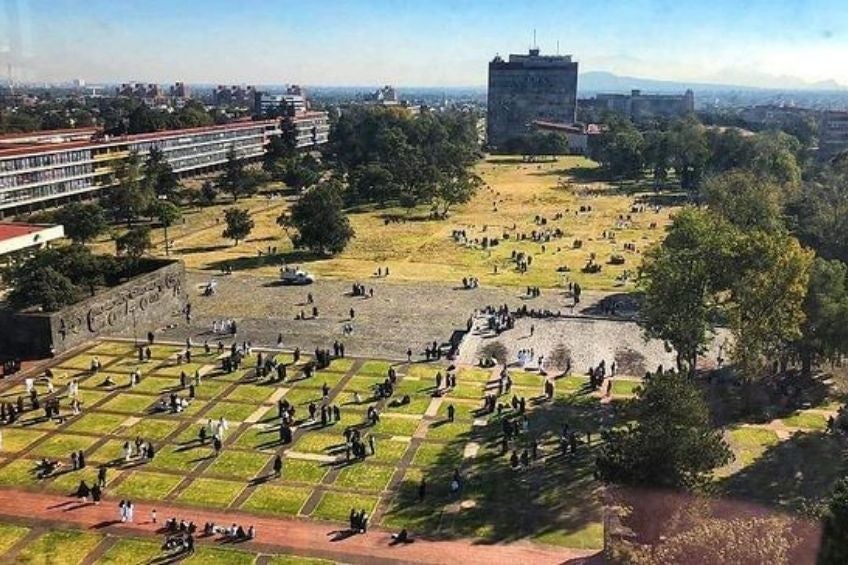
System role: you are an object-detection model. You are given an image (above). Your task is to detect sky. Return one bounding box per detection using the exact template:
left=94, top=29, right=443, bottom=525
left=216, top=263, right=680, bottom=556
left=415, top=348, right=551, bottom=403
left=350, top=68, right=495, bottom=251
left=2, top=0, right=847, bottom=88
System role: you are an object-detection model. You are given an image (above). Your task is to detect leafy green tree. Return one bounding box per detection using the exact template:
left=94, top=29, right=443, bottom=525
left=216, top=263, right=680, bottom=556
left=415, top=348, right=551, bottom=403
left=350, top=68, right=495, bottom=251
left=596, top=369, right=732, bottom=490
left=348, top=164, right=395, bottom=205
left=786, top=165, right=848, bottom=263
left=199, top=180, right=218, bottom=205
left=116, top=226, right=152, bottom=259
left=219, top=145, right=250, bottom=201
left=793, top=259, right=848, bottom=375
left=702, top=170, right=784, bottom=232
left=144, top=147, right=179, bottom=200
left=281, top=180, right=354, bottom=255
left=726, top=230, right=812, bottom=376
left=638, top=208, right=733, bottom=376
left=643, top=130, right=671, bottom=188
left=56, top=202, right=108, bottom=244
left=819, top=476, right=848, bottom=565
left=222, top=208, right=254, bottom=245
left=108, top=151, right=155, bottom=226
left=4, top=265, right=81, bottom=312
left=433, top=171, right=482, bottom=217
left=593, top=117, right=645, bottom=178
left=149, top=200, right=182, bottom=256
left=668, top=117, right=709, bottom=191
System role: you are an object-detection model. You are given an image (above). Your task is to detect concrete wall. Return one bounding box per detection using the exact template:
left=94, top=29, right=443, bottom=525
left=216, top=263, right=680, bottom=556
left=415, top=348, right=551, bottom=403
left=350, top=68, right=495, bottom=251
left=0, top=260, right=187, bottom=358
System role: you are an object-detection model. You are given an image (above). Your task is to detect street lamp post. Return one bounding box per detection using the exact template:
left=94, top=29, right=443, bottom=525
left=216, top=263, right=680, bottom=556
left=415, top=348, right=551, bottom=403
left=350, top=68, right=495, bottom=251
left=158, top=194, right=170, bottom=257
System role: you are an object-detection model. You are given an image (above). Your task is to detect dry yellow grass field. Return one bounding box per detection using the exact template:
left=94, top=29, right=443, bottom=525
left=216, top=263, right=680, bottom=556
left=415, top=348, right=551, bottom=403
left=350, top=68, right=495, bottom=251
left=142, top=155, right=680, bottom=290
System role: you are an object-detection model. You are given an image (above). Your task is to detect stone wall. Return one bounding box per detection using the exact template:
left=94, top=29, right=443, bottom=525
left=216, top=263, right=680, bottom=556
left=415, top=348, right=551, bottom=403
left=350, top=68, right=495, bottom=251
left=0, top=260, right=187, bottom=358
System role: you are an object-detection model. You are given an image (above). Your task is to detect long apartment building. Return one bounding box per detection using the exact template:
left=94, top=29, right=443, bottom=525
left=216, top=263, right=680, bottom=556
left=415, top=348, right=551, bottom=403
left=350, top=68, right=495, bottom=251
left=0, top=113, right=329, bottom=216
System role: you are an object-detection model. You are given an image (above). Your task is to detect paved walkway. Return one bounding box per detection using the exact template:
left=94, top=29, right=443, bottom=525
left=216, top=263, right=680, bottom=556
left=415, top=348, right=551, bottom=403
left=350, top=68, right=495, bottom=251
left=0, top=488, right=599, bottom=565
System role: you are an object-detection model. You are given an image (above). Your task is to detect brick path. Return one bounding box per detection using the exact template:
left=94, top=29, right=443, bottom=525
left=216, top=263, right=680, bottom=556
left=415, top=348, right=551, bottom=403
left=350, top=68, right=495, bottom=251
left=0, top=488, right=599, bottom=565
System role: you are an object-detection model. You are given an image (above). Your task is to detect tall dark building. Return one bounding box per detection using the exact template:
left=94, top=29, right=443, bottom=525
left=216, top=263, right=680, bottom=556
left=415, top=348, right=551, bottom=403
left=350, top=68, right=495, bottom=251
left=487, top=48, right=578, bottom=149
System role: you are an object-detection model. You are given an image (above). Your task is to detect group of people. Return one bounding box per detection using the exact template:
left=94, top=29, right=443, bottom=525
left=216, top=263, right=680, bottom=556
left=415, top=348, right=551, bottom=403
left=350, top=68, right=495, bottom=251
left=211, top=319, right=238, bottom=335
left=74, top=478, right=103, bottom=503
left=350, top=282, right=374, bottom=298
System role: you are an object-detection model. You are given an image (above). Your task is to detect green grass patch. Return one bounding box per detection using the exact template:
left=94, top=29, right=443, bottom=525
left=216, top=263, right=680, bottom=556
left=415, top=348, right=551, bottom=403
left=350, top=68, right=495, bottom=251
left=373, top=415, right=421, bottom=437
left=98, top=394, right=156, bottom=414
left=611, top=379, right=641, bottom=396
left=231, top=425, right=281, bottom=451
left=425, top=420, right=473, bottom=442
left=386, top=395, right=432, bottom=415
left=145, top=444, right=212, bottom=472
left=282, top=387, right=325, bottom=407
left=534, top=521, right=605, bottom=549
left=182, top=546, right=257, bottom=565
left=177, top=477, right=244, bottom=508
left=411, top=441, right=463, bottom=467
left=98, top=538, right=163, bottom=564
left=205, top=450, right=271, bottom=480
left=17, top=529, right=102, bottom=565
left=224, top=384, right=275, bottom=404
left=782, top=411, right=828, bottom=430
left=127, top=376, right=176, bottom=395
left=368, top=437, right=411, bottom=464
left=203, top=401, right=259, bottom=422
left=113, top=471, right=183, bottom=500
left=334, top=463, right=395, bottom=492
left=118, top=418, right=179, bottom=442
left=281, top=458, right=330, bottom=484
left=87, top=341, right=137, bottom=356
left=0, top=428, right=45, bottom=454
left=240, top=484, right=312, bottom=516
left=29, top=434, right=99, bottom=458
left=356, top=360, right=392, bottom=377
left=310, top=490, right=379, bottom=522
left=292, top=431, right=344, bottom=455
left=0, top=523, right=28, bottom=554
left=0, top=459, right=37, bottom=486
left=65, top=413, right=127, bottom=435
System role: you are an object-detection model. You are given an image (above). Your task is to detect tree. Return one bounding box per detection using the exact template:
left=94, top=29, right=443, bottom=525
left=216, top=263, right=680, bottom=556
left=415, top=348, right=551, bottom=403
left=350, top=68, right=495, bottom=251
left=348, top=164, right=395, bottom=205
left=4, top=265, right=81, bottom=312
left=222, top=208, right=254, bottom=245
left=281, top=180, right=354, bottom=255
left=56, top=202, right=108, bottom=244
left=480, top=342, right=509, bottom=366
left=433, top=172, right=482, bottom=217
left=638, top=208, right=733, bottom=376
left=108, top=151, right=155, bottom=226
left=643, top=130, right=671, bottom=189
left=702, top=170, right=784, bottom=232
left=726, top=230, right=812, bottom=376
left=149, top=200, right=182, bottom=256
left=596, top=370, right=732, bottom=490
left=668, top=117, right=708, bottom=191
left=794, top=259, right=848, bottom=375
left=219, top=145, right=249, bottom=201
left=144, top=147, right=179, bottom=200
left=819, top=476, right=848, bottom=565
left=199, top=180, right=218, bottom=205
left=116, top=226, right=152, bottom=259
left=593, top=117, right=645, bottom=179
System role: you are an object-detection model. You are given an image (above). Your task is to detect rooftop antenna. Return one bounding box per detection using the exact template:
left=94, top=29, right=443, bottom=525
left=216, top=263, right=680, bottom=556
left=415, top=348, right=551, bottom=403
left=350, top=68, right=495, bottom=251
left=557, top=40, right=560, bottom=55
left=533, top=29, right=537, bottom=49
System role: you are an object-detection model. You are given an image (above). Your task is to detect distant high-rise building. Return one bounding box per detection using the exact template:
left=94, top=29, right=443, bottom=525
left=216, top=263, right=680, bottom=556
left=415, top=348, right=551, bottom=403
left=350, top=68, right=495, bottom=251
left=369, top=85, right=399, bottom=104
left=171, top=82, right=191, bottom=100
left=818, top=110, right=848, bottom=161
left=487, top=48, right=579, bottom=149
left=214, top=85, right=256, bottom=108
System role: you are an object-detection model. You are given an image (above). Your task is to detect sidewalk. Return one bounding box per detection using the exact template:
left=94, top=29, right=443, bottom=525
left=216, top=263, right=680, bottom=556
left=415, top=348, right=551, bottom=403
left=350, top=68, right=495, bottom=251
left=0, top=488, right=599, bottom=565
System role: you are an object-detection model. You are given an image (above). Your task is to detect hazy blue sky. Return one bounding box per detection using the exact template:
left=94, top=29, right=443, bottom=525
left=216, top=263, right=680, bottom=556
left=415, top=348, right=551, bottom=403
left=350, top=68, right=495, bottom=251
left=2, top=0, right=847, bottom=87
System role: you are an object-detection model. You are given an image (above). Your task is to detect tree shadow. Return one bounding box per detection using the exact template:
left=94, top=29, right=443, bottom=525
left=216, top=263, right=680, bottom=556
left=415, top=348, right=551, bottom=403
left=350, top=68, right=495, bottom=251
left=204, top=250, right=324, bottom=272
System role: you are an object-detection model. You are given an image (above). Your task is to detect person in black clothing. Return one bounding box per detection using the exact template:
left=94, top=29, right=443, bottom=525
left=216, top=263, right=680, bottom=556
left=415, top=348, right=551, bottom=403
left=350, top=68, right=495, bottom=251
left=273, top=455, right=283, bottom=478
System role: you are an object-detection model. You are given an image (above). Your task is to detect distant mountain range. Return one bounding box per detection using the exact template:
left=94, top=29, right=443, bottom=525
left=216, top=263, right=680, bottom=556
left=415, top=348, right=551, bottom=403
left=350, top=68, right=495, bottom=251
left=577, top=71, right=847, bottom=94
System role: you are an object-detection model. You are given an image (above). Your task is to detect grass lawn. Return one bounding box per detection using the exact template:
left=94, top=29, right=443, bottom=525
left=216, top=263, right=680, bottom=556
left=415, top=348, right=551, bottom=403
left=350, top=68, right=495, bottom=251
left=385, top=395, right=432, bottom=416
left=0, top=459, right=36, bottom=487
left=291, top=432, right=345, bottom=455
left=281, top=458, right=330, bottom=484
left=17, top=530, right=102, bottom=565
left=372, top=415, right=421, bottom=437
left=342, top=376, right=384, bottom=395
left=145, top=445, right=212, bottom=473
left=0, top=428, right=45, bottom=454
left=321, top=357, right=355, bottom=373
left=98, top=538, right=163, bottom=564
left=334, top=463, right=395, bottom=492
left=424, top=420, right=474, bottom=442
left=781, top=411, right=828, bottom=430
left=127, top=376, right=176, bottom=395
left=118, top=418, right=180, bottom=442
left=46, top=468, right=103, bottom=494
left=177, top=477, right=244, bottom=508
left=411, top=441, right=463, bottom=468
left=113, top=471, right=183, bottom=500
left=29, top=434, right=99, bottom=458
left=205, top=450, right=271, bottom=480
left=153, top=362, right=207, bottom=378
left=310, top=491, right=379, bottom=522
left=0, top=523, right=28, bottom=554
left=282, top=386, right=326, bottom=407
left=182, top=546, right=257, bottom=565
left=88, top=440, right=126, bottom=464
left=224, top=384, right=275, bottom=404
left=368, top=438, right=411, bottom=464
left=65, top=413, right=127, bottom=435
left=611, top=379, right=642, bottom=396
left=231, top=425, right=281, bottom=451
left=356, top=360, right=393, bottom=378
left=189, top=379, right=232, bottom=401
left=86, top=341, right=137, bottom=357
left=534, top=521, right=605, bottom=549
left=240, top=483, right=313, bottom=516
left=98, top=394, right=156, bottom=414
left=202, top=401, right=260, bottom=422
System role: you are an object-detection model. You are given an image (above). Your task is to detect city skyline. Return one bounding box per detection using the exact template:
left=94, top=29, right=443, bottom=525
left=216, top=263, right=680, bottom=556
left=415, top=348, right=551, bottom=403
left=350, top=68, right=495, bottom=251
left=1, top=0, right=847, bottom=89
